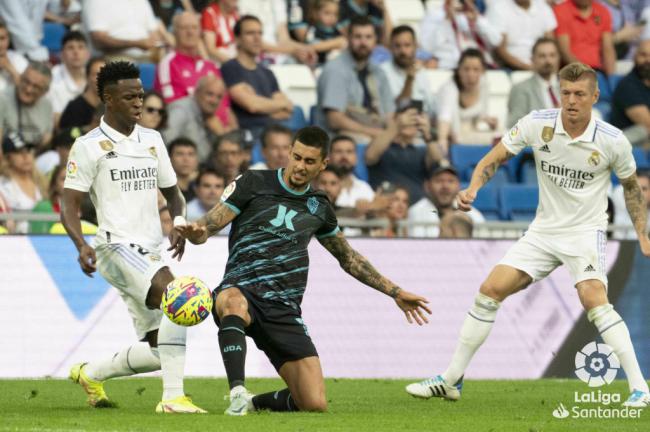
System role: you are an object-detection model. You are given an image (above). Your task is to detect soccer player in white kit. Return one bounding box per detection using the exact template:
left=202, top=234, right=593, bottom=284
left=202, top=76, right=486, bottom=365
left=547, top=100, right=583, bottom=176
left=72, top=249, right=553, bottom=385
left=406, top=63, right=650, bottom=407
left=61, top=61, right=206, bottom=413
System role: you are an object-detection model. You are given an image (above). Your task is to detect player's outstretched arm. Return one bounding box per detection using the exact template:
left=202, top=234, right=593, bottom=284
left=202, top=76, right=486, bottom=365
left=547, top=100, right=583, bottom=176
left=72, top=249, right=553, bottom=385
left=458, top=142, right=516, bottom=211
left=175, top=201, right=237, bottom=245
left=61, top=188, right=96, bottom=277
left=621, top=174, right=650, bottom=256
left=319, top=232, right=432, bottom=325
left=160, top=185, right=187, bottom=261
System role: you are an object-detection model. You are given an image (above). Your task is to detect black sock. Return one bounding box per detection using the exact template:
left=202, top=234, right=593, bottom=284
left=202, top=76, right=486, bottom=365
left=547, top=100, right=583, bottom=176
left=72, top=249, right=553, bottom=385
left=252, top=388, right=299, bottom=412
left=218, top=315, right=247, bottom=390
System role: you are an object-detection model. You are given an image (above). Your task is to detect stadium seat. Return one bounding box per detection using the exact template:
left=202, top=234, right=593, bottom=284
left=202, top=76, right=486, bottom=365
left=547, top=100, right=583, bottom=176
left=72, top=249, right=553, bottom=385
left=520, top=161, right=537, bottom=184
left=632, top=147, right=650, bottom=170
left=596, top=71, right=612, bottom=103
left=355, top=143, right=369, bottom=182
left=473, top=186, right=500, bottom=220
left=423, top=69, right=453, bottom=95
left=269, top=64, right=317, bottom=114
left=386, top=0, right=425, bottom=32
left=615, top=60, right=634, bottom=75
left=138, top=63, right=156, bottom=91
left=510, top=71, right=534, bottom=86
left=609, top=74, right=624, bottom=93
left=309, top=105, right=318, bottom=126
left=449, top=144, right=491, bottom=182
left=41, top=22, right=66, bottom=56
left=500, top=185, right=539, bottom=221
left=425, top=0, right=444, bottom=11
left=593, top=102, right=611, bottom=122
left=280, top=106, right=308, bottom=131
left=486, top=71, right=511, bottom=129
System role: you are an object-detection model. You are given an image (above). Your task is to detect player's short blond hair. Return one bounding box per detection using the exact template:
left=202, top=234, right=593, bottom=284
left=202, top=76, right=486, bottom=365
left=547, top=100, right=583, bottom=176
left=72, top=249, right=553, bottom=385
left=559, top=62, right=598, bottom=92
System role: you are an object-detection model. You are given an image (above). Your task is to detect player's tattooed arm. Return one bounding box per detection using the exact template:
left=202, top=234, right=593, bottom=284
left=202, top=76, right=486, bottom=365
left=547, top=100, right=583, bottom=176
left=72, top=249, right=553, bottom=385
left=473, top=142, right=516, bottom=188
left=198, top=202, right=238, bottom=237
left=621, top=174, right=648, bottom=240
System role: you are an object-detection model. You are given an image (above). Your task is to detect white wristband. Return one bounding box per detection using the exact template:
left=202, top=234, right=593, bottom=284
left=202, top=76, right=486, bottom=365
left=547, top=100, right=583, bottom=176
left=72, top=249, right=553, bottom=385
left=173, top=216, right=187, bottom=227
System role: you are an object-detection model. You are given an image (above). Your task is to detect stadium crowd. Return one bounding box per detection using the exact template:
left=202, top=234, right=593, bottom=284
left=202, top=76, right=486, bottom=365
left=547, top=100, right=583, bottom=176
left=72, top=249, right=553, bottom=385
left=0, top=0, right=650, bottom=238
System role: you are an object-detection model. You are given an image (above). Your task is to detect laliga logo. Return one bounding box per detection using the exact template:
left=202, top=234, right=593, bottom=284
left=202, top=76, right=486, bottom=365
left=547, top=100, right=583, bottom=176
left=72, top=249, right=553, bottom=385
left=574, top=342, right=620, bottom=387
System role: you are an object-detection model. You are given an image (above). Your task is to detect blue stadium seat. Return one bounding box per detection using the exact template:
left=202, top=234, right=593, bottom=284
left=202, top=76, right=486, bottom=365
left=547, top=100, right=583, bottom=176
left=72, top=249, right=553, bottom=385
left=281, top=106, right=308, bottom=131
left=41, top=22, right=66, bottom=56
left=499, top=185, right=539, bottom=221
left=506, top=147, right=533, bottom=182
left=633, top=147, right=650, bottom=170
left=450, top=144, right=491, bottom=182
left=355, top=143, right=369, bottom=182
left=520, top=161, right=537, bottom=184
left=473, top=186, right=500, bottom=220
left=609, top=74, right=624, bottom=93
left=594, top=101, right=612, bottom=122
left=309, top=105, right=318, bottom=126
left=251, top=141, right=264, bottom=164
left=138, top=63, right=156, bottom=91
left=597, top=71, right=612, bottom=103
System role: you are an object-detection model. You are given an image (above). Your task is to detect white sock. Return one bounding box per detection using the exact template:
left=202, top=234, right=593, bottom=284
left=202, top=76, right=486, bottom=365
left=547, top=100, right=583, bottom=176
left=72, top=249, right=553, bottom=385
left=588, top=304, right=649, bottom=393
left=85, top=343, right=161, bottom=381
left=442, top=293, right=500, bottom=385
left=158, top=315, right=187, bottom=400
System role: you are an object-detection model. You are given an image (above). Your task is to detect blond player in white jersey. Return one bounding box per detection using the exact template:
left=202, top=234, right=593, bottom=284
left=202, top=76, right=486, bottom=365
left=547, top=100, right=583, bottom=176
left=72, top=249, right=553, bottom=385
left=406, top=63, right=650, bottom=408
left=61, top=61, right=206, bottom=413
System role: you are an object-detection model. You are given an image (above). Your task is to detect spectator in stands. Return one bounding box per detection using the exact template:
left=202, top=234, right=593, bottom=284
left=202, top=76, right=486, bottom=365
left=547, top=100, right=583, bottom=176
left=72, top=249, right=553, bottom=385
left=300, top=0, right=346, bottom=65
left=381, top=25, right=436, bottom=116
left=507, top=37, right=561, bottom=128
left=0, top=133, right=46, bottom=233
left=187, top=168, right=226, bottom=221
left=0, top=1, right=48, bottom=61
left=338, top=0, right=392, bottom=46
left=287, top=0, right=310, bottom=41
left=436, top=49, right=497, bottom=154
left=250, top=124, right=292, bottom=170
left=0, top=61, right=53, bottom=153
left=209, top=130, right=244, bottom=183
left=439, top=211, right=474, bottom=238
left=238, top=0, right=316, bottom=64
left=169, top=137, right=200, bottom=202
left=408, top=166, right=484, bottom=238
left=602, top=0, right=647, bottom=60
left=0, top=189, right=12, bottom=233
left=366, top=107, right=441, bottom=204
left=554, top=0, right=616, bottom=75
left=222, top=15, right=293, bottom=141
left=486, top=0, right=556, bottom=70
left=30, top=163, right=65, bottom=234
left=149, top=0, right=194, bottom=29
left=59, top=57, right=105, bottom=129
left=420, top=0, right=501, bottom=70
left=370, top=184, right=410, bottom=238
left=35, top=125, right=80, bottom=177
left=48, top=31, right=90, bottom=125
left=83, top=0, right=164, bottom=62
left=44, top=0, right=81, bottom=28
left=0, top=20, right=27, bottom=93
left=316, top=16, right=394, bottom=142
left=611, top=39, right=650, bottom=135
left=202, top=0, right=239, bottom=63
left=611, top=170, right=650, bottom=239
left=315, top=165, right=344, bottom=206
left=164, top=74, right=233, bottom=162
left=138, top=91, right=167, bottom=131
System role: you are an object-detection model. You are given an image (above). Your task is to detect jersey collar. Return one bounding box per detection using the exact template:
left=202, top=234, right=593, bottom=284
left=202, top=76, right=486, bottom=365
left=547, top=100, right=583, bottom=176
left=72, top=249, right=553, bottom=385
left=554, top=110, right=597, bottom=143
left=277, top=168, right=310, bottom=195
left=99, top=116, right=141, bottom=144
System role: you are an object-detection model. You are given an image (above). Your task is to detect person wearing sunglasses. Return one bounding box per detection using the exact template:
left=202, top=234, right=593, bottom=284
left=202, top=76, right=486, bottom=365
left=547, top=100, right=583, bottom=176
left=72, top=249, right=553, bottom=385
left=138, top=91, right=167, bottom=131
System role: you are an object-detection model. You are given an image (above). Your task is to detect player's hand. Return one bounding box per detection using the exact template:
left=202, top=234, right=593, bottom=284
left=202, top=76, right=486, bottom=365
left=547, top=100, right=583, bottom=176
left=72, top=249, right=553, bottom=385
left=457, top=189, right=476, bottom=212
left=639, top=236, right=650, bottom=257
left=394, top=289, right=431, bottom=326
left=78, top=244, right=97, bottom=277
left=174, top=223, right=208, bottom=245
left=167, top=229, right=186, bottom=261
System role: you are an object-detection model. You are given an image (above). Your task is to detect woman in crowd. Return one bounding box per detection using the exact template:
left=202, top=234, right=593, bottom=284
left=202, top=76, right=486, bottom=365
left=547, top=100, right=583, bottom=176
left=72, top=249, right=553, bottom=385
left=138, top=91, right=168, bottom=131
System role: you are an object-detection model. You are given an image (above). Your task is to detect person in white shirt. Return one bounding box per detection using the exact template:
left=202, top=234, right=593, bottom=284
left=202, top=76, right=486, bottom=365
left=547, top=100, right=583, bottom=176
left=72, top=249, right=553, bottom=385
left=507, top=37, right=561, bottom=128
left=48, top=31, right=90, bottom=125
left=249, top=123, right=292, bottom=170
left=61, top=61, right=206, bottom=414
left=408, top=166, right=484, bottom=238
left=187, top=168, right=226, bottom=222
left=407, top=62, right=650, bottom=408
left=380, top=25, right=436, bottom=118
left=486, top=0, right=556, bottom=70
left=0, top=20, right=28, bottom=93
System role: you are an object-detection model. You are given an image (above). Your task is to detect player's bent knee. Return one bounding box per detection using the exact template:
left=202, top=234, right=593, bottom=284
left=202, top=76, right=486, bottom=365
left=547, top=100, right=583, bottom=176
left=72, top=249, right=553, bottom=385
left=296, top=396, right=327, bottom=412
left=215, top=288, right=249, bottom=318
left=479, top=280, right=509, bottom=302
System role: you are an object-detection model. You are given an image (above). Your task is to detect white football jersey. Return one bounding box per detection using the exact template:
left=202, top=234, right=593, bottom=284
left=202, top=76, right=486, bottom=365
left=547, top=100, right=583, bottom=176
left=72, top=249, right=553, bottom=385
left=64, top=117, right=177, bottom=250
left=502, top=109, right=636, bottom=234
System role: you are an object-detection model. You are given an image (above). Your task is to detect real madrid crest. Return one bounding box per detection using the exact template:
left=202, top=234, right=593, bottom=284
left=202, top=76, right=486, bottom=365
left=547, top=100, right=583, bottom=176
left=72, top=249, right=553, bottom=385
left=541, top=126, right=554, bottom=143
left=588, top=151, right=600, bottom=167
left=99, top=140, right=113, bottom=151
left=149, top=146, right=157, bottom=157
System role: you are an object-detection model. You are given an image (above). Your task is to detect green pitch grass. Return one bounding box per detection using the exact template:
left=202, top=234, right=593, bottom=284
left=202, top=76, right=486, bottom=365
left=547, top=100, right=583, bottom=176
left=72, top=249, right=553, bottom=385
left=1, top=378, right=647, bottom=431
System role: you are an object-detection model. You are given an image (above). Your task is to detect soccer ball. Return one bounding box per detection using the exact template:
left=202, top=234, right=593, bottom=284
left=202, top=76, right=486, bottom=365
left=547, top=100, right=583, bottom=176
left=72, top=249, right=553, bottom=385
left=162, top=276, right=213, bottom=326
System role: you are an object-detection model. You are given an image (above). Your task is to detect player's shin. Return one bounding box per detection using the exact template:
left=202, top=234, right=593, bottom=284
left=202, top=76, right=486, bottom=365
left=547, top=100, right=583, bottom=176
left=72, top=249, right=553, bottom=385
left=252, top=388, right=299, bottom=412
left=442, top=293, right=500, bottom=385
left=158, top=316, right=187, bottom=400
left=84, top=343, right=161, bottom=381
left=588, top=304, right=649, bottom=393
left=218, top=315, right=248, bottom=390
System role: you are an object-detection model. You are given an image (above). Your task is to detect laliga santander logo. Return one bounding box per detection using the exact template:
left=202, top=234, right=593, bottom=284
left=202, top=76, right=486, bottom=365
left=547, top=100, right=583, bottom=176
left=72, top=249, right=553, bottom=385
left=574, top=342, right=620, bottom=387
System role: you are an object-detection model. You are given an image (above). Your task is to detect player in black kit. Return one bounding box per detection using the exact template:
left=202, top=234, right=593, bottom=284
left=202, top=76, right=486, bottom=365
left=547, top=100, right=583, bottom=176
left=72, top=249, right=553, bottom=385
left=176, top=126, right=431, bottom=415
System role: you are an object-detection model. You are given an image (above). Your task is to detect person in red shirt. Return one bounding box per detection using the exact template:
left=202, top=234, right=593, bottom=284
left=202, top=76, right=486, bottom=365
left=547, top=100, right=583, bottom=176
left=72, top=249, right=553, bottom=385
left=554, top=0, right=616, bottom=75
left=202, top=0, right=239, bottom=64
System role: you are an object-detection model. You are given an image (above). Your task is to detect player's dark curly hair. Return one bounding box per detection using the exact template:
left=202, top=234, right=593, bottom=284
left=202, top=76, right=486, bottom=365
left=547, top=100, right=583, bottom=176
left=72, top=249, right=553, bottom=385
left=294, top=126, right=330, bottom=159
left=96, top=61, right=140, bottom=102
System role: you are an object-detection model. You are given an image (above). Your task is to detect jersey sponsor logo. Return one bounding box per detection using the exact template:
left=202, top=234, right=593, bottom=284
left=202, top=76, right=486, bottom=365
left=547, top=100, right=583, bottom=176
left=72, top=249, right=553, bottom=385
left=542, top=126, right=554, bottom=143
left=588, top=151, right=600, bottom=167
left=270, top=205, right=297, bottom=231
left=221, top=181, right=236, bottom=202
left=307, top=196, right=319, bottom=214
left=110, top=167, right=158, bottom=192
left=66, top=160, right=78, bottom=176
left=540, top=160, right=594, bottom=190
left=99, top=140, right=114, bottom=151
left=539, top=144, right=551, bottom=153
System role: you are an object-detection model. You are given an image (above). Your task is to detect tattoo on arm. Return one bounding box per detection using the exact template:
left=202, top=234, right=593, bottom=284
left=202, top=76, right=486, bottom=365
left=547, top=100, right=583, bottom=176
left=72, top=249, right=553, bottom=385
left=196, top=202, right=236, bottom=237
left=622, top=175, right=648, bottom=238
left=320, top=233, right=402, bottom=298
left=478, top=151, right=515, bottom=187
